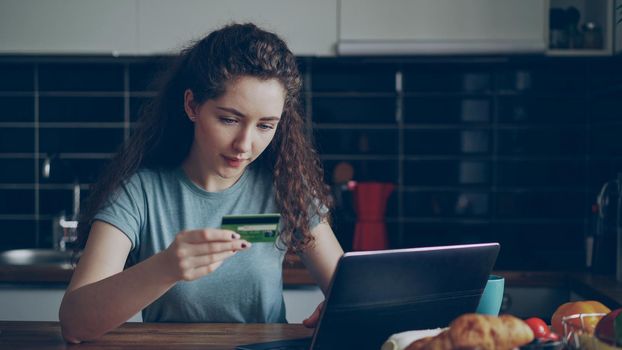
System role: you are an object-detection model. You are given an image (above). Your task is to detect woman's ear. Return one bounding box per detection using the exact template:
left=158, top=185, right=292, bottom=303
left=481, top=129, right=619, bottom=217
left=184, top=89, right=198, bottom=122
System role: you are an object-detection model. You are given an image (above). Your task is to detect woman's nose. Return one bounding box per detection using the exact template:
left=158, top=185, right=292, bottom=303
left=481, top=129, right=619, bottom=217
left=232, top=128, right=252, bottom=153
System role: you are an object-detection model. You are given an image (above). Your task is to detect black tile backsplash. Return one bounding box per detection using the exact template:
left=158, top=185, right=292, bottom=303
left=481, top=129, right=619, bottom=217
left=0, top=96, right=34, bottom=122
left=403, top=66, right=492, bottom=93
left=314, top=129, right=398, bottom=155
left=311, top=62, right=396, bottom=92
left=0, top=189, right=35, bottom=214
left=0, top=64, right=34, bottom=91
left=39, top=189, right=77, bottom=216
left=496, top=160, right=586, bottom=187
left=403, top=191, right=489, bottom=218
left=322, top=159, right=398, bottom=183
left=0, top=220, right=37, bottom=249
left=0, top=159, right=35, bottom=183
left=589, top=61, right=622, bottom=90
left=401, top=222, right=493, bottom=249
left=404, top=130, right=490, bottom=155
left=495, top=191, right=586, bottom=218
left=497, top=97, right=586, bottom=124
left=129, top=60, right=172, bottom=92
left=591, top=125, right=622, bottom=156
left=403, top=161, right=491, bottom=186
left=39, top=96, right=124, bottom=123
left=39, top=158, right=110, bottom=184
left=0, top=55, right=620, bottom=271
left=312, top=96, right=396, bottom=123
left=39, top=128, right=123, bottom=153
left=496, top=62, right=586, bottom=93
left=589, top=159, right=622, bottom=190
left=591, top=92, right=622, bottom=121
left=403, top=97, right=491, bottom=123
left=497, top=128, right=586, bottom=156
left=0, top=128, right=34, bottom=152
left=39, top=63, right=124, bottom=91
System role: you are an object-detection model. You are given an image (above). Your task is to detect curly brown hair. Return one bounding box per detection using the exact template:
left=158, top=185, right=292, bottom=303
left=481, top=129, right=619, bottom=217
left=78, top=23, right=332, bottom=255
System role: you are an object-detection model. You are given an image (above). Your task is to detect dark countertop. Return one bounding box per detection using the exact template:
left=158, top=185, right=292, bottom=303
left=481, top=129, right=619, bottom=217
left=0, top=321, right=313, bottom=349
left=2, top=260, right=621, bottom=309
left=0, top=265, right=73, bottom=284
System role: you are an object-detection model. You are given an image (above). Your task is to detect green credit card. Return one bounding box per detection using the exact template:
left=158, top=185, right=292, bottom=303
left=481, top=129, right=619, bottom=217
left=221, top=213, right=281, bottom=243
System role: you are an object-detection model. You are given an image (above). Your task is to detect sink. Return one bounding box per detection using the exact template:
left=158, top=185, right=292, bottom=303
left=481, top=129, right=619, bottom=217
left=0, top=249, right=79, bottom=266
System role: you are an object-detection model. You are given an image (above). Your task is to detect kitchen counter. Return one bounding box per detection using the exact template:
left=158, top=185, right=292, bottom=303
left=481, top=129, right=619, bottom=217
left=0, top=321, right=312, bottom=349
left=0, top=259, right=316, bottom=285
left=0, top=265, right=73, bottom=284
left=2, top=259, right=622, bottom=308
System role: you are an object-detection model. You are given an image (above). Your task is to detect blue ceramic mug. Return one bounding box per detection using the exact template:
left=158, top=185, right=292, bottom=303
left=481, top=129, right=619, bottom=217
left=476, top=275, right=505, bottom=316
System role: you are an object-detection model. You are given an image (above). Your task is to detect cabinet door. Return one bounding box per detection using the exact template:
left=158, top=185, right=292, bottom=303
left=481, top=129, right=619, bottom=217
left=0, top=0, right=138, bottom=55
left=338, top=0, right=547, bottom=55
left=0, top=287, right=142, bottom=321
left=137, top=0, right=337, bottom=56
left=283, top=286, right=324, bottom=323
left=0, top=288, right=65, bottom=321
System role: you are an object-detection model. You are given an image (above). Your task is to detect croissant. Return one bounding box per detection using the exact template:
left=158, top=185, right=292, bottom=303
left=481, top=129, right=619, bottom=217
left=405, top=314, right=534, bottom=350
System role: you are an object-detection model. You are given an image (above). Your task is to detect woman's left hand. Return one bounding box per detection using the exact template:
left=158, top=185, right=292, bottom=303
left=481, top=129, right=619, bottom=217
left=302, top=300, right=325, bottom=328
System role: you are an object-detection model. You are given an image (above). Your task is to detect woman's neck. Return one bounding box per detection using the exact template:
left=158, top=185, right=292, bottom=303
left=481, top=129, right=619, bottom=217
left=181, top=150, right=242, bottom=192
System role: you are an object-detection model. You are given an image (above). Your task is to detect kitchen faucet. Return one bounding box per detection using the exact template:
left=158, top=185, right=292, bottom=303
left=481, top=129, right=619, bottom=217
left=43, top=154, right=80, bottom=251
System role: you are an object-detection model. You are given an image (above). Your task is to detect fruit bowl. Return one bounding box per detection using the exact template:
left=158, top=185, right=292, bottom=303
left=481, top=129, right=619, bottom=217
left=562, top=313, right=608, bottom=350
left=520, top=338, right=563, bottom=350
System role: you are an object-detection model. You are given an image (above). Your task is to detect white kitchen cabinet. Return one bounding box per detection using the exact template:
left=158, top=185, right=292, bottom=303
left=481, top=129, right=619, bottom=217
left=0, top=0, right=138, bottom=55
left=283, top=286, right=324, bottom=323
left=0, top=286, right=66, bottom=321
left=0, top=285, right=141, bottom=322
left=136, top=0, right=337, bottom=56
left=338, top=0, right=548, bottom=55
left=0, top=0, right=337, bottom=56
left=0, top=284, right=318, bottom=324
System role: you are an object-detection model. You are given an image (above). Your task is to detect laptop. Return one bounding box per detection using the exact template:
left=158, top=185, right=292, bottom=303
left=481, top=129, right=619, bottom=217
left=236, top=242, right=500, bottom=350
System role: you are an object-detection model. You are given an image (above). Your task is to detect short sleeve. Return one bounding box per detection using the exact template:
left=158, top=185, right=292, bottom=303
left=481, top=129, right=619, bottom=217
left=93, top=174, right=145, bottom=250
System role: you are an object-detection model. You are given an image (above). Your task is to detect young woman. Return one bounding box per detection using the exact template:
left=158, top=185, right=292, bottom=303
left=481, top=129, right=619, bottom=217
left=59, top=23, right=343, bottom=343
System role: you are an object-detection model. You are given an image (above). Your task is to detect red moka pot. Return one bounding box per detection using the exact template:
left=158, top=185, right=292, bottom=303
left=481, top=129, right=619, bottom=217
left=350, top=181, right=395, bottom=251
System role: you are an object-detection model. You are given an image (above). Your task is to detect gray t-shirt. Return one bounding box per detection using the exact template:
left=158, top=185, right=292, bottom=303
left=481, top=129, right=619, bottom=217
left=94, top=162, right=310, bottom=323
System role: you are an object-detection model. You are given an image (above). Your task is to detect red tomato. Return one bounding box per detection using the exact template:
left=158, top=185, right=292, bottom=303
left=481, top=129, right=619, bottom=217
left=525, top=317, right=551, bottom=338
left=546, top=332, right=560, bottom=341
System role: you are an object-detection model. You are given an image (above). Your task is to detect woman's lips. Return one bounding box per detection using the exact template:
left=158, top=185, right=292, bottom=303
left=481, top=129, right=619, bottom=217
left=222, top=156, right=246, bottom=168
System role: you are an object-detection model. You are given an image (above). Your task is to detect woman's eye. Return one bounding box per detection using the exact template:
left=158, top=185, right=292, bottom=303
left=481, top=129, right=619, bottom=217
left=258, top=123, right=275, bottom=130
left=219, top=117, right=237, bottom=125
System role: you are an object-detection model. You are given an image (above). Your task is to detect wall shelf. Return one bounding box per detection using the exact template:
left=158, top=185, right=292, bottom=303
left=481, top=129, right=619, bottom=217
left=547, top=0, right=615, bottom=55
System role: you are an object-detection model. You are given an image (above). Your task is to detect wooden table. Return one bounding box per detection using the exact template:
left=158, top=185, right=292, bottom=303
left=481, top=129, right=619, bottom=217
left=0, top=321, right=313, bottom=349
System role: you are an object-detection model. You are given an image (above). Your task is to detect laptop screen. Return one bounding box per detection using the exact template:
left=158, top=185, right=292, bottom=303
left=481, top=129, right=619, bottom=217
left=310, top=243, right=500, bottom=349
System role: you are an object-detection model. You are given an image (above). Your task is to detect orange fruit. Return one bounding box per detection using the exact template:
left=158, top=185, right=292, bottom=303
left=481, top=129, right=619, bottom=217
left=551, top=300, right=611, bottom=335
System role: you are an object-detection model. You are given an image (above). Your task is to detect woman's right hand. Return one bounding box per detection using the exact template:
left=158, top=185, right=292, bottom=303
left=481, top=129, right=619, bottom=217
left=160, top=228, right=250, bottom=282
